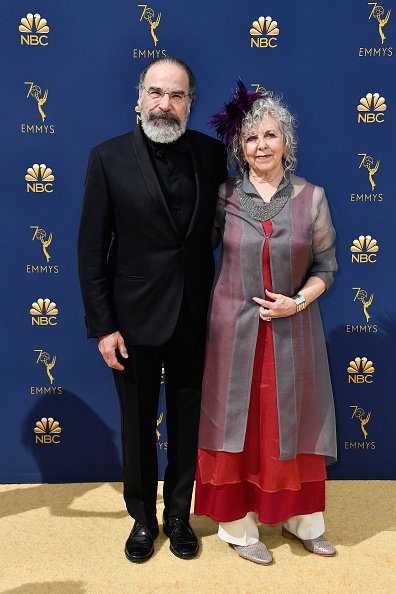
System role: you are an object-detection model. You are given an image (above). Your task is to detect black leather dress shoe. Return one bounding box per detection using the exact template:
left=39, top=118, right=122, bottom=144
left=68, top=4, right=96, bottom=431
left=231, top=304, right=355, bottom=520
left=125, top=521, right=159, bottom=563
left=163, top=514, right=199, bottom=559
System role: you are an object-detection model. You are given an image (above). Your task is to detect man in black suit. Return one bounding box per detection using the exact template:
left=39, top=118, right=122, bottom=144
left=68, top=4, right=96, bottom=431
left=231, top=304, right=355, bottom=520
left=78, top=57, right=227, bottom=562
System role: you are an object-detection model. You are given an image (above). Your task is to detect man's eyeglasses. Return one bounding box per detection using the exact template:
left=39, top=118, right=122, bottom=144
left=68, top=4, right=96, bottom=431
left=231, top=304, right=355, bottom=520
left=144, top=87, right=190, bottom=105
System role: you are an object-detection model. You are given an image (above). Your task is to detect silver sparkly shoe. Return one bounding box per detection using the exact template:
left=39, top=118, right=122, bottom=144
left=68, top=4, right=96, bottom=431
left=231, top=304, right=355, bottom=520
left=282, top=526, right=336, bottom=556
left=231, top=541, right=273, bottom=564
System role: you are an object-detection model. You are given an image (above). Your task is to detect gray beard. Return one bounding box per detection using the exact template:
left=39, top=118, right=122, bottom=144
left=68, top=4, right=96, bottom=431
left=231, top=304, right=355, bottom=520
left=140, top=109, right=188, bottom=144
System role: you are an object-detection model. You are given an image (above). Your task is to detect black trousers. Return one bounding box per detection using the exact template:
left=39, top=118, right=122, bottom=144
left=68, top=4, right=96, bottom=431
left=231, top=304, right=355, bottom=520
left=113, top=300, right=204, bottom=534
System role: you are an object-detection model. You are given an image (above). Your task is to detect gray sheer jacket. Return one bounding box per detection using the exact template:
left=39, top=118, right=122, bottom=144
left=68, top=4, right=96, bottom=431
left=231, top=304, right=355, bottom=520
left=198, top=175, right=338, bottom=463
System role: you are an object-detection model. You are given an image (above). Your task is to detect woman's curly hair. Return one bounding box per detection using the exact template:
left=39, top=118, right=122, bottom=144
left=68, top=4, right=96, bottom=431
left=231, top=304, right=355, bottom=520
left=229, top=96, right=297, bottom=177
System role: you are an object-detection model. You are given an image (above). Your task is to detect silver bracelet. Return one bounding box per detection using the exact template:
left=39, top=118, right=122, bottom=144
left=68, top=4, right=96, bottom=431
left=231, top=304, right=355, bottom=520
left=292, top=293, right=306, bottom=313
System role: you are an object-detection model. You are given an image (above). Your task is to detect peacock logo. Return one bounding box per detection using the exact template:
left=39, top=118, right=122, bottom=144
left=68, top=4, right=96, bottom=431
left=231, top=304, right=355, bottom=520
left=34, top=417, right=61, bottom=444
left=30, top=298, right=58, bottom=326
left=357, top=93, right=387, bottom=123
left=26, top=163, right=54, bottom=193
left=347, top=357, right=375, bottom=384
left=250, top=16, right=279, bottom=48
left=350, top=235, right=379, bottom=263
left=135, top=101, right=141, bottom=124
left=19, top=13, right=49, bottom=45
left=357, top=92, right=387, bottom=112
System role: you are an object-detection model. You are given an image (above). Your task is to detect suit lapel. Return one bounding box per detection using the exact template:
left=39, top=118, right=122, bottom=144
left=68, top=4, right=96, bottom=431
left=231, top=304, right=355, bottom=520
left=132, top=125, right=179, bottom=235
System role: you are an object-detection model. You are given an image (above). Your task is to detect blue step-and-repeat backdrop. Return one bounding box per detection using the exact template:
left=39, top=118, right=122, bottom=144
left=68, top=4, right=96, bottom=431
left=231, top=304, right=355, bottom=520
left=1, top=1, right=394, bottom=482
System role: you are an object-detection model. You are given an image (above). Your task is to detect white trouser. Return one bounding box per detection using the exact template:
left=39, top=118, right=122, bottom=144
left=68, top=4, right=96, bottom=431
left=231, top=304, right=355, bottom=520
left=218, top=511, right=325, bottom=546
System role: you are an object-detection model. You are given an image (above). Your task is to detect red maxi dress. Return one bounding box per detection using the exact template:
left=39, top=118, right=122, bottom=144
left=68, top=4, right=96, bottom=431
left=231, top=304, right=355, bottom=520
left=194, top=219, right=326, bottom=524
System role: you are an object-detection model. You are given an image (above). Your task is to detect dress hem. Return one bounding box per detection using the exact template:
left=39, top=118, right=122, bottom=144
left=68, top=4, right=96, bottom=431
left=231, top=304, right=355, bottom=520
left=194, top=476, right=326, bottom=524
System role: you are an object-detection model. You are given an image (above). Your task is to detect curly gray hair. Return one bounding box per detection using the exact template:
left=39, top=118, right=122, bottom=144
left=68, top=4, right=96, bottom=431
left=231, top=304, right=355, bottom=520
left=230, top=96, right=297, bottom=177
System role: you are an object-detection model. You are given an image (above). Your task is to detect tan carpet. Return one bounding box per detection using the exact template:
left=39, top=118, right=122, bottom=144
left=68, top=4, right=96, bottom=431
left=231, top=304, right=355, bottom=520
left=1, top=481, right=395, bottom=594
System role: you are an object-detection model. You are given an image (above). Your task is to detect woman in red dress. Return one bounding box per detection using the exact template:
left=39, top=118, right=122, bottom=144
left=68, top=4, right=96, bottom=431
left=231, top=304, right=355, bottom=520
left=195, top=83, right=338, bottom=564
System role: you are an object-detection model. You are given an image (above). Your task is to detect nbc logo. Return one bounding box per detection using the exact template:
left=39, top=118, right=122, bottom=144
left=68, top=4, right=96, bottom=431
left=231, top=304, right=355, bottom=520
left=350, top=235, right=379, bottom=263
left=250, top=16, right=279, bottom=48
left=135, top=102, right=141, bottom=124
left=30, top=298, right=58, bottom=326
left=34, top=417, right=61, bottom=444
left=19, top=13, right=49, bottom=45
left=347, top=357, right=375, bottom=383
left=26, top=164, right=54, bottom=193
left=357, top=93, right=387, bottom=123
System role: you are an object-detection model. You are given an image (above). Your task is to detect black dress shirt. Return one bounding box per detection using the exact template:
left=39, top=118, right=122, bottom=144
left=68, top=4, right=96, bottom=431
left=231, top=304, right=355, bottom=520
left=145, top=134, right=196, bottom=236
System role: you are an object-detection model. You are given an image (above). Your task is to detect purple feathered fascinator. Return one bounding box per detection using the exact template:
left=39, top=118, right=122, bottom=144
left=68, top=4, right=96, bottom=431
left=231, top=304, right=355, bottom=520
left=210, top=80, right=269, bottom=145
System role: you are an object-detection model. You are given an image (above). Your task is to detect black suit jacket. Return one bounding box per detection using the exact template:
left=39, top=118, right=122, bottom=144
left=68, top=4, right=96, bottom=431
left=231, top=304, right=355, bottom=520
left=78, top=125, right=227, bottom=345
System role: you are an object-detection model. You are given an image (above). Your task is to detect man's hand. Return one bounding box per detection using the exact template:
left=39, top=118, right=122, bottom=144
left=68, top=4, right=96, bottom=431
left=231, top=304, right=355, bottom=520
left=98, top=331, right=129, bottom=371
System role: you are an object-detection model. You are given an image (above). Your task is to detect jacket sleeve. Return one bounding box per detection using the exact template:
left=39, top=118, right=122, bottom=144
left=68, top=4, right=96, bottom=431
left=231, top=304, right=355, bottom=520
left=211, top=142, right=228, bottom=248
left=77, top=148, right=118, bottom=338
left=211, top=182, right=228, bottom=249
left=309, top=186, right=338, bottom=289
left=219, top=142, right=228, bottom=185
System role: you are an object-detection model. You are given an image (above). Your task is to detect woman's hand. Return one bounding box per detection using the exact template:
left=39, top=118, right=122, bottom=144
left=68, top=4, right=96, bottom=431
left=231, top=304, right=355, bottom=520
left=253, top=289, right=296, bottom=320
